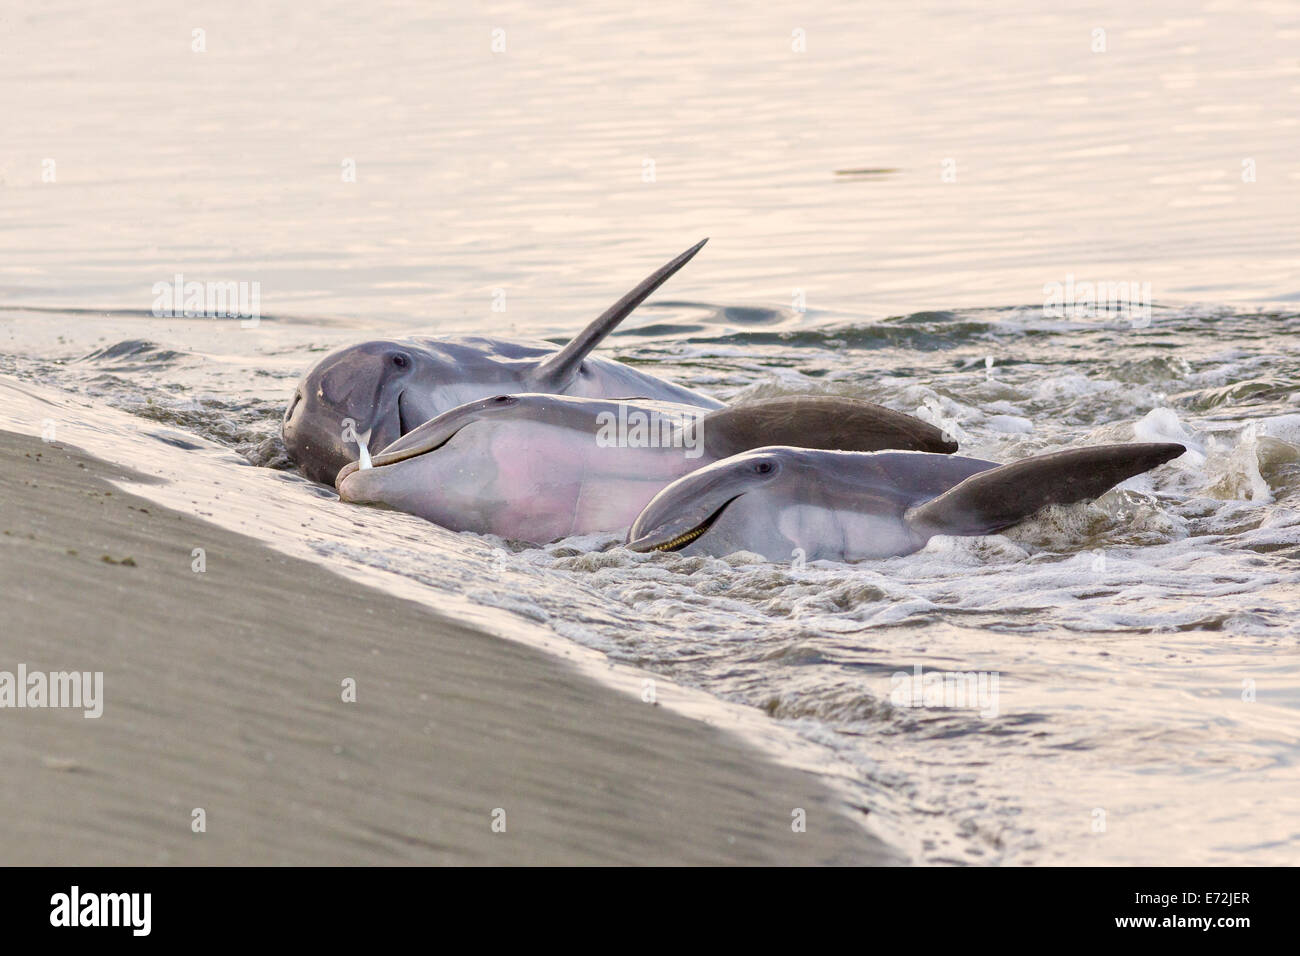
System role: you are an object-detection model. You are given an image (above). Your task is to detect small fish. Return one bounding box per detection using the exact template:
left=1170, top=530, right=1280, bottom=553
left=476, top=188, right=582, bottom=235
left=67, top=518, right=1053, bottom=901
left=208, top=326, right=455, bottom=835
left=357, top=429, right=373, bottom=470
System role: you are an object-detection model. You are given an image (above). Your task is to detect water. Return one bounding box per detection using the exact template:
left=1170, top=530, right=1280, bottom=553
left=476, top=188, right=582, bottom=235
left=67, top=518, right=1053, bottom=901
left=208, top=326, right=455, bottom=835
left=2, top=0, right=1299, bottom=864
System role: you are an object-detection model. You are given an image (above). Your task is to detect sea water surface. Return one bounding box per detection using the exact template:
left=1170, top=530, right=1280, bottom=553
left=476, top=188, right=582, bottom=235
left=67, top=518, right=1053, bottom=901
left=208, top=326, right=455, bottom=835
left=2, top=0, right=1299, bottom=864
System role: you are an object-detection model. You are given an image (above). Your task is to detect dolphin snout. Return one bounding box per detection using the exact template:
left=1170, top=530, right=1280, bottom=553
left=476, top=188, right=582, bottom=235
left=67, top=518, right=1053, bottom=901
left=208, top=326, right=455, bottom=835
left=335, top=462, right=383, bottom=504
left=626, top=494, right=741, bottom=553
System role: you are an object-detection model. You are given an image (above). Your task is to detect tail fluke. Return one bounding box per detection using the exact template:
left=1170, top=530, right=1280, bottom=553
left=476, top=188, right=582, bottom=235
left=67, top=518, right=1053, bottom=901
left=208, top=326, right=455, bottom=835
left=904, top=442, right=1185, bottom=539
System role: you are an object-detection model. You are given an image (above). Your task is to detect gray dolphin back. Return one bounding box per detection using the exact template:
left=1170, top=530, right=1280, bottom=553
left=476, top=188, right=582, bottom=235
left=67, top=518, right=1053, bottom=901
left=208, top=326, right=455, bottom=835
left=702, top=396, right=959, bottom=458
left=905, top=442, right=1186, bottom=538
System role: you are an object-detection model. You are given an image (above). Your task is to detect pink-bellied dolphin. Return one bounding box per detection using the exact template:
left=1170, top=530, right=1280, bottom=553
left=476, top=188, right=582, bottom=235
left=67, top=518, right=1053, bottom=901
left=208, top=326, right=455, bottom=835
left=625, top=443, right=1186, bottom=561
left=335, top=393, right=959, bottom=544
left=284, top=240, right=721, bottom=483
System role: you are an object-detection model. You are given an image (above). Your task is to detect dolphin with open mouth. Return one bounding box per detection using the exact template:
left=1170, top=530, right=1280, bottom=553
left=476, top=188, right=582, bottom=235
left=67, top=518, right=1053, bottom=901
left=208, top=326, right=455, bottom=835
left=625, top=443, right=1187, bottom=561
left=284, top=240, right=722, bottom=484
left=335, top=393, right=959, bottom=544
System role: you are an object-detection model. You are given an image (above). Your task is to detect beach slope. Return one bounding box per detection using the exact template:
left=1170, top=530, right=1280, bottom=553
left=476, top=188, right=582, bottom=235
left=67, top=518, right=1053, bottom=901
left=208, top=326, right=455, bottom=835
left=0, top=431, right=895, bottom=865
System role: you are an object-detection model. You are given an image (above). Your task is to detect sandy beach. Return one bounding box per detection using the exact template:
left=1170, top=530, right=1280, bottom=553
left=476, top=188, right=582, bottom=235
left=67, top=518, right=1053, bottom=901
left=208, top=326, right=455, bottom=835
left=0, top=430, right=895, bottom=865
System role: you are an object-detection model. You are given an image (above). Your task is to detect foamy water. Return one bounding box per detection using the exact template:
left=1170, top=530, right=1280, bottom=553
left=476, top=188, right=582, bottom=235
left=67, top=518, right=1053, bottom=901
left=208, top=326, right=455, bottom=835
left=2, top=0, right=1299, bottom=864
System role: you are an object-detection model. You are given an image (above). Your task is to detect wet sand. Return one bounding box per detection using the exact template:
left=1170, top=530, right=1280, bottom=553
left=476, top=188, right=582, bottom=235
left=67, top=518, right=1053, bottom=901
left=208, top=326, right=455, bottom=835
left=0, top=431, right=895, bottom=865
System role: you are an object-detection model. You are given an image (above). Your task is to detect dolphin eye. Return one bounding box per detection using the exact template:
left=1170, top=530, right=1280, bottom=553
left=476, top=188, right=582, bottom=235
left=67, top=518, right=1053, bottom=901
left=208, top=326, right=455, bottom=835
left=755, top=461, right=775, bottom=475
left=390, top=352, right=410, bottom=369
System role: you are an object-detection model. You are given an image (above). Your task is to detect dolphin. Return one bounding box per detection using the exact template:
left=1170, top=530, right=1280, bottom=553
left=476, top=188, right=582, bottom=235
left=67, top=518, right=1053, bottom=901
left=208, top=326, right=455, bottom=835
left=335, top=393, right=959, bottom=544
left=283, top=240, right=722, bottom=483
left=625, top=443, right=1187, bottom=561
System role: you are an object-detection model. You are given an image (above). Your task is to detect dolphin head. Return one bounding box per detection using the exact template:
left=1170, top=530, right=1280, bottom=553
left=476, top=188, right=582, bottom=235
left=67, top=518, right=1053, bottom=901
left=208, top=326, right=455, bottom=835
left=335, top=393, right=520, bottom=486
left=334, top=393, right=549, bottom=533
left=625, top=446, right=970, bottom=561
left=625, top=447, right=795, bottom=556
left=283, top=340, right=443, bottom=484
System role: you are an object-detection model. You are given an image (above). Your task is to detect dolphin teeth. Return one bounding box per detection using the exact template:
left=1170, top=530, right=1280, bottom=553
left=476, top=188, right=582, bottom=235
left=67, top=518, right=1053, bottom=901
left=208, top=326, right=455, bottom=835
left=653, top=524, right=709, bottom=552
left=357, top=429, right=373, bottom=470
left=647, top=495, right=740, bottom=552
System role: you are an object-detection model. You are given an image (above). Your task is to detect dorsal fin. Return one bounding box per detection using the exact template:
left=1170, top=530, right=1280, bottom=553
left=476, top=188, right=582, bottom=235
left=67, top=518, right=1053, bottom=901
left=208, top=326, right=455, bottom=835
left=528, top=239, right=707, bottom=390
left=701, top=396, right=960, bottom=458
left=904, top=442, right=1186, bottom=539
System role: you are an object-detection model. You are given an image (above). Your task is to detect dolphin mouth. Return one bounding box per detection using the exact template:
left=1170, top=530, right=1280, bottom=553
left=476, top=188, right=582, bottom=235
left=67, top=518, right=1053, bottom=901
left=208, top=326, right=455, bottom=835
left=335, top=425, right=466, bottom=487
left=396, top=391, right=412, bottom=435
left=628, top=496, right=740, bottom=553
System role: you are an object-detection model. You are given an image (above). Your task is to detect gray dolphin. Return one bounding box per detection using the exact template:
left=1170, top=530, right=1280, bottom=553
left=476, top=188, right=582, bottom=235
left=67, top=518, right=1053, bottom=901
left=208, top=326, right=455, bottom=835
left=335, top=393, right=959, bottom=544
left=625, top=443, right=1186, bottom=561
left=283, top=240, right=721, bottom=483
